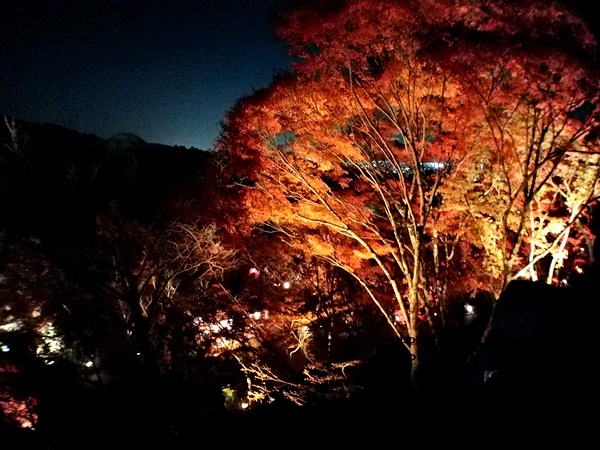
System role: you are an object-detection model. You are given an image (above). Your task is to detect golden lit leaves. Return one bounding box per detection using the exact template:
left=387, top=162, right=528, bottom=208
left=305, top=233, right=335, bottom=258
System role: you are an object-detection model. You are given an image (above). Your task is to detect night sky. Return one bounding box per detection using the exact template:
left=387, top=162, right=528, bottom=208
left=0, top=1, right=597, bottom=151
left=0, top=0, right=293, bottom=150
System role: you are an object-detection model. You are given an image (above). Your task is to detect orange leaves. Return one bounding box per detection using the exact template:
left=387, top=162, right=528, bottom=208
left=217, top=0, right=599, bottom=339
left=305, top=233, right=335, bottom=258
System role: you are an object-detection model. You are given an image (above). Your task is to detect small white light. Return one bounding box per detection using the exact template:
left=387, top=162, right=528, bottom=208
left=241, top=402, right=249, bottom=409
left=283, top=281, right=290, bottom=289
left=1, top=344, right=10, bottom=352
left=465, top=304, right=474, bottom=314
left=85, top=361, right=93, bottom=368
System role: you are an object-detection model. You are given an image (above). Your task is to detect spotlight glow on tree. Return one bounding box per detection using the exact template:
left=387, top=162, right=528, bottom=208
left=216, top=0, right=599, bottom=386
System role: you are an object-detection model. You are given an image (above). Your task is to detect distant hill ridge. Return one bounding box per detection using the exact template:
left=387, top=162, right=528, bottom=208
left=106, top=132, right=147, bottom=145
left=0, top=115, right=206, bottom=150
left=0, top=114, right=213, bottom=230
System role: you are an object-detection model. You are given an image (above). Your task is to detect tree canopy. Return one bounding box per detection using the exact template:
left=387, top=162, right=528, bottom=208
left=216, top=0, right=599, bottom=384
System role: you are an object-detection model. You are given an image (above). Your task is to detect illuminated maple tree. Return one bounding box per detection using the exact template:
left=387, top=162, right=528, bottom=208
left=216, top=0, right=599, bottom=388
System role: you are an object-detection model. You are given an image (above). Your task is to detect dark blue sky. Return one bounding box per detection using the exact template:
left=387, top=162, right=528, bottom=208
left=0, top=0, right=293, bottom=150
